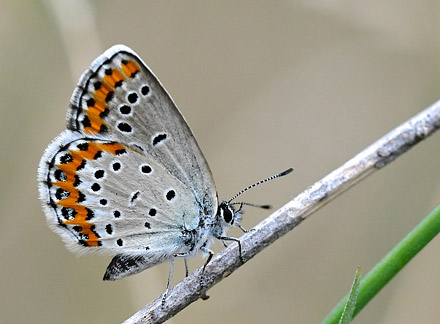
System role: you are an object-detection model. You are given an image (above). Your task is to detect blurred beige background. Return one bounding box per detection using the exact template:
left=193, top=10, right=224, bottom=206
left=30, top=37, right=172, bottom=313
left=1, top=1, right=440, bottom=323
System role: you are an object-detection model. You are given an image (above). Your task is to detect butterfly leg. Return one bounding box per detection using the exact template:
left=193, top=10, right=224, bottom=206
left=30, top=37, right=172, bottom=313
left=237, top=223, right=253, bottom=233
left=218, top=236, right=244, bottom=263
left=184, top=257, right=189, bottom=277
left=200, top=247, right=214, bottom=274
left=236, top=202, right=244, bottom=213
left=162, top=251, right=193, bottom=306
left=162, top=256, right=176, bottom=306
left=199, top=246, right=214, bottom=300
left=235, top=202, right=255, bottom=233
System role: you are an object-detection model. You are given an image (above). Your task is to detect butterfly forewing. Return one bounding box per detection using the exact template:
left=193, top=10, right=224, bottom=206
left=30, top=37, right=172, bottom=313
left=67, top=45, right=217, bottom=216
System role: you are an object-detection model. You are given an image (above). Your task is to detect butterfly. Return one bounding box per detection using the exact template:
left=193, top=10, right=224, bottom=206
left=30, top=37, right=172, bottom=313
left=38, top=45, right=292, bottom=296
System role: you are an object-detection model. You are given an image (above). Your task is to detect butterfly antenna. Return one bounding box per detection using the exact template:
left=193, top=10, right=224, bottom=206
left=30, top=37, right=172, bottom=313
left=230, top=202, right=272, bottom=209
left=227, top=168, right=293, bottom=203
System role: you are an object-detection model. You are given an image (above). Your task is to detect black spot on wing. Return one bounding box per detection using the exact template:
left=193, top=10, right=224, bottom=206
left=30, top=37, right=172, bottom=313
left=152, top=133, right=167, bottom=146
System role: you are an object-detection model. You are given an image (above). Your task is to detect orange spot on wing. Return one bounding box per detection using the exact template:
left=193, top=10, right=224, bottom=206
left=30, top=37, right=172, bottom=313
left=56, top=191, right=80, bottom=208
left=86, top=111, right=105, bottom=132
left=85, top=240, right=100, bottom=247
left=83, top=126, right=99, bottom=135
left=57, top=162, right=81, bottom=177
left=98, top=142, right=126, bottom=154
left=104, top=69, right=125, bottom=87
left=94, top=84, right=111, bottom=102
left=79, top=142, right=101, bottom=160
left=121, top=60, right=140, bottom=77
left=53, top=180, right=74, bottom=192
left=87, top=106, right=103, bottom=119
left=94, top=99, right=106, bottom=111
left=63, top=206, right=88, bottom=224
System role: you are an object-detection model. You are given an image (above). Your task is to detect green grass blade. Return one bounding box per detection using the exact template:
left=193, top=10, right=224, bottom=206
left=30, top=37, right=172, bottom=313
left=322, top=204, right=440, bottom=324
left=339, top=267, right=362, bottom=324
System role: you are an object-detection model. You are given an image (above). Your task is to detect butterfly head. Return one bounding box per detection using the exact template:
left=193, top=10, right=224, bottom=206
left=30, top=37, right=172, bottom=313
left=217, top=201, right=242, bottom=226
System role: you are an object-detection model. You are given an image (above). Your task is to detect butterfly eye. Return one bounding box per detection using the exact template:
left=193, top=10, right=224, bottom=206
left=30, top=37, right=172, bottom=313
left=222, top=205, right=233, bottom=224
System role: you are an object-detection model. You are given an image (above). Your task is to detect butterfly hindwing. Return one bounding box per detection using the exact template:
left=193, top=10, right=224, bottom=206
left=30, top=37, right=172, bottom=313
left=67, top=45, right=217, bottom=217
left=38, top=132, right=201, bottom=260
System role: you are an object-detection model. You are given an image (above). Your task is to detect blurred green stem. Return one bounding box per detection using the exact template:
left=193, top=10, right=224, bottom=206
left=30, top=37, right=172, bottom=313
left=322, top=204, right=440, bottom=324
